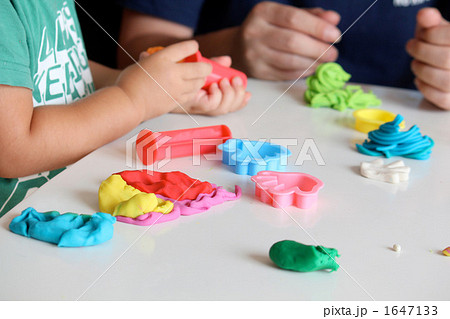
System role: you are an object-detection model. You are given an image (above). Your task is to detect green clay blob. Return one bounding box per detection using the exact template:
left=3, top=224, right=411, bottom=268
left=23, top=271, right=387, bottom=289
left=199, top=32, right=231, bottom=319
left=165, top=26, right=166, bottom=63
left=269, top=240, right=340, bottom=272
left=304, top=63, right=381, bottom=111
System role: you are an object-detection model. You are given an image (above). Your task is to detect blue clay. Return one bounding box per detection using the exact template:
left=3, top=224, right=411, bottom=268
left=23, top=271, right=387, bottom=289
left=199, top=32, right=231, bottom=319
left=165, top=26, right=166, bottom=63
left=9, top=207, right=116, bottom=247
left=356, top=114, right=434, bottom=160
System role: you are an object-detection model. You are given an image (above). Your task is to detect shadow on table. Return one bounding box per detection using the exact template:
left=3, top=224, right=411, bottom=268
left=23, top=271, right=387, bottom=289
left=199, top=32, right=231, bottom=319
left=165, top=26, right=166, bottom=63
left=381, top=90, right=445, bottom=113
left=1, top=212, right=16, bottom=231
left=350, top=165, right=360, bottom=177
left=75, top=190, right=99, bottom=212
left=248, top=253, right=278, bottom=269
left=417, top=98, right=447, bottom=112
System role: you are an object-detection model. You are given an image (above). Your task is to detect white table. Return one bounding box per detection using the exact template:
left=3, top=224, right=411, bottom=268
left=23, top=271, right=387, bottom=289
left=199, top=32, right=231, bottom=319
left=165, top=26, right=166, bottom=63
left=1, top=79, right=449, bottom=301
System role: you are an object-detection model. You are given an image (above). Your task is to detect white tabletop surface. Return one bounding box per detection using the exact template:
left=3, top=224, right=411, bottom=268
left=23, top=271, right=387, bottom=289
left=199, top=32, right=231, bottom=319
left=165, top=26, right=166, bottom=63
left=1, top=79, right=449, bottom=301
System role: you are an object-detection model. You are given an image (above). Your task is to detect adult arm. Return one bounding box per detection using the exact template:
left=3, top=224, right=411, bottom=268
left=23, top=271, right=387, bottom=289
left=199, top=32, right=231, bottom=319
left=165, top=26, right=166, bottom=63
left=118, top=2, right=342, bottom=80
left=118, top=10, right=193, bottom=68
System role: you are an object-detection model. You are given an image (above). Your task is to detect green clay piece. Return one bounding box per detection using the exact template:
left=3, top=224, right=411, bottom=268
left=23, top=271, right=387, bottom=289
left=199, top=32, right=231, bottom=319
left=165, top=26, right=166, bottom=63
left=304, top=63, right=381, bottom=111
left=269, top=240, right=340, bottom=272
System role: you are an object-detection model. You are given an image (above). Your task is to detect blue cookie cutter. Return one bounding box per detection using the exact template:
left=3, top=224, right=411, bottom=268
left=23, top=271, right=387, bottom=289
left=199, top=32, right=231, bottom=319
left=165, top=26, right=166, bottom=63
left=9, top=207, right=116, bottom=247
left=218, top=139, right=292, bottom=175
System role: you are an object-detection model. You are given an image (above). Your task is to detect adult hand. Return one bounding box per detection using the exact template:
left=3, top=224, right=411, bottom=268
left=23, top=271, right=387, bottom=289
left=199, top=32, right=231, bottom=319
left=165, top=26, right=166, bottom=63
left=236, top=2, right=341, bottom=80
left=407, top=8, right=450, bottom=110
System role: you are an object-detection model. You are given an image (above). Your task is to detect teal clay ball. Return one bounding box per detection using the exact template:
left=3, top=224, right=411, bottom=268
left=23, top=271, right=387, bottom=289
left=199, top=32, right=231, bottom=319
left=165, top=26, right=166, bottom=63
left=269, top=240, right=340, bottom=272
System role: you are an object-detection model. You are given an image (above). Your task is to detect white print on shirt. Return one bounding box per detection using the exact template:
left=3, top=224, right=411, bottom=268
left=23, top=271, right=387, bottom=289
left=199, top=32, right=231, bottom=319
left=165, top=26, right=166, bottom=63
left=32, top=1, right=94, bottom=106
left=393, top=0, right=431, bottom=7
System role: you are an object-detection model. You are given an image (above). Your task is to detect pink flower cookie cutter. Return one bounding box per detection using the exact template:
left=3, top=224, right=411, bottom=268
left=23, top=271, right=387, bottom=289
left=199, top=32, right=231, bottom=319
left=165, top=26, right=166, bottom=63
left=251, top=171, right=324, bottom=209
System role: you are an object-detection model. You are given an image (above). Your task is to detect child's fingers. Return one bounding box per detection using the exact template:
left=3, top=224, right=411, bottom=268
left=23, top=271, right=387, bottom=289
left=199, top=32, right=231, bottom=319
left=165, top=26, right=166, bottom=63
left=236, top=91, right=252, bottom=110
left=178, top=87, right=219, bottom=114
left=205, top=77, right=246, bottom=115
left=139, top=51, right=151, bottom=61
left=216, top=78, right=235, bottom=112
left=243, top=92, right=252, bottom=106
left=190, top=84, right=223, bottom=114
left=179, top=62, right=213, bottom=79
left=230, top=78, right=250, bottom=112
left=182, top=78, right=207, bottom=94
left=161, top=40, right=200, bottom=62
left=230, top=77, right=246, bottom=110
left=204, top=83, right=222, bottom=109
left=209, top=56, right=232, bottom=67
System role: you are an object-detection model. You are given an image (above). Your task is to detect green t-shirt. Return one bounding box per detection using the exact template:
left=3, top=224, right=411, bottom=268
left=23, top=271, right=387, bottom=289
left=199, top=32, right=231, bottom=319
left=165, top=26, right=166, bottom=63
left=0, top=0, right=95, bottom=217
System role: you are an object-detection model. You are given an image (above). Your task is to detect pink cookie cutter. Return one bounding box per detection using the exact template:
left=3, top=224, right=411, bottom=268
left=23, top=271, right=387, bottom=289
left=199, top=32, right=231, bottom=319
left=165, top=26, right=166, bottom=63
left=251, top=171, right=324, bottom=209
left=136, top=125, right=232, bottom=165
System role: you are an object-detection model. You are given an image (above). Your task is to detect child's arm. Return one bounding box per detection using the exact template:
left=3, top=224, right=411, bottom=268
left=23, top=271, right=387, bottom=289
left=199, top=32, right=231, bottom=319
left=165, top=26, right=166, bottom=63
left=0, top=41, right=211, bottom=178
left=88, top=61, right=121, bottom=89
left=407, top=8, right=450, bottom=110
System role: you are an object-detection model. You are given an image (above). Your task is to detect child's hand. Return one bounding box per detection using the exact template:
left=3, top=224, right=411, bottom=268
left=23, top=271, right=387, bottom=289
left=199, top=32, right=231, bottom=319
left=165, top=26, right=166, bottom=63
left=171, top=56, right=251, bottom=116
left=406, top=8, right=450, bottom=110
left=116, top=40, right=212, bottom=121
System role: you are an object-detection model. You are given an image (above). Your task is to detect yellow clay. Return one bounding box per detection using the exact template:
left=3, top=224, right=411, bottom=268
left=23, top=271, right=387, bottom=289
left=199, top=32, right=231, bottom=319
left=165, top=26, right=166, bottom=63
left=99, top=175, right=142, bottom=214
left=98, top=174, right=173, bottom=218
left=112, top=193, right=174, bottom=218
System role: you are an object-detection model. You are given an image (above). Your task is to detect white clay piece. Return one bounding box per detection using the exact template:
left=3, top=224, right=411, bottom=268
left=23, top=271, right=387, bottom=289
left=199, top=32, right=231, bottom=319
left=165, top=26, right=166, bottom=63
left=360, top=159, right=410, bottom=184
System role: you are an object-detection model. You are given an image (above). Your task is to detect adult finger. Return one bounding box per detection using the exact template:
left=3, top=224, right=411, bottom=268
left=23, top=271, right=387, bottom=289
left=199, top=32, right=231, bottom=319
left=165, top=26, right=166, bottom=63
left=415, top=78, right=450, bottom=110
left=254, top=2, right=341, bottom=43
left=411, top=60, right=450, bottom=92
left=415, top=7, right=446, bottom=38
left=417, top=25, right=450, bottom=46
left=262, top=47, right=329, bottom=72
left=259, top=62, right=317, bottom=80
left=306, top=8, right=341, bottom=26
left=417, top=7, right=445, bottom=29
left=406, top=39, right=450, bottom=69
left=264, top=27, right=338, bottom=62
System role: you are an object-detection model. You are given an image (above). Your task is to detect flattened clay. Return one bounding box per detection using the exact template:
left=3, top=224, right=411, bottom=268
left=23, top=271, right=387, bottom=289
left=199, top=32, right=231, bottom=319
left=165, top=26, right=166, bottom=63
left=9, top=207, right=115, bottom=247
